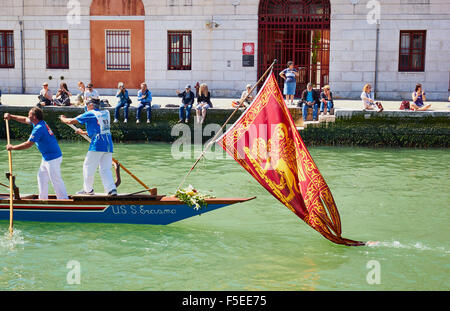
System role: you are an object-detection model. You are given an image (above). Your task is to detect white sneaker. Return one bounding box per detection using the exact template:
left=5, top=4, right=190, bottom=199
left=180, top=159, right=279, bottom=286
left=146, top=119, right=150, bottom=124
left=113, top=119, right=119, bottom=123
left=124, top=119, right=128, bottom=124
left=326, top=112, right=330, bottom=116
left=136, top=119, right=140, bottom=124
left=76, top=189, right=94, bottom=195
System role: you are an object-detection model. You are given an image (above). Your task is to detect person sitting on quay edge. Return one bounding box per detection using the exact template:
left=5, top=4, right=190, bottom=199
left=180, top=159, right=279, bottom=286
left=75, top=81, right=86, bottom=106
left=54, top=82, right=72, bottom=106
left=83, top=83, right=100, bottom=111
left=136, top=82, right=152, bottom=124
left=176, top=84, right=195, bottom=123
left=37, top=82, right=54, bottom=107
left=196, top=83, right=213, bottom=124
left=361, top=83, right=383, bottom=112
left=232, top=84, right=254, bottom=109
left=114, top=82, right=131, bottom=123
left=300, top=82, right=319, bottom=121
left=411, top=83, right=431, bottom=111
left=319, top=85, right=334, bottom=116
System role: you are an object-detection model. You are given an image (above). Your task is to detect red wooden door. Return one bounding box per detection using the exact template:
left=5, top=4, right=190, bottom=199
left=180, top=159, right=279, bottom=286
left=258, top=0, right=331, bottom=97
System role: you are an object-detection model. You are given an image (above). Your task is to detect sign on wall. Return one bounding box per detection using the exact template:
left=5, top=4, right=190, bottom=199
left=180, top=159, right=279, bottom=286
left=242, top=42, right=255, bottom=67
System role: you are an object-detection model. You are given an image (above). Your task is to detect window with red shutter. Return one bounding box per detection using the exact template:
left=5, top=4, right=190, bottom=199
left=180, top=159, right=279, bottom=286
left=399, top=30, right=426, bottom=72
left=168, top=31, right=192, bottom=70
left=47, top=30, right=69, bottom=69
left=0, top=30, right=14, bottom=68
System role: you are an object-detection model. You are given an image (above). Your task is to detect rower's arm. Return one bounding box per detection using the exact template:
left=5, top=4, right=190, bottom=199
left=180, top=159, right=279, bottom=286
left=4, top=114, right=31, bottom=125
left=59, top=115, right=80, bottom=125
left=7, top=140, right=34, bottom=151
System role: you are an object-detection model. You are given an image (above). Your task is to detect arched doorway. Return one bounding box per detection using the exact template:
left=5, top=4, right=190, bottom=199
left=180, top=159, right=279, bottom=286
left=90, top=0, right=145, bottom=89
left=258, top=0, right=330, bottom=96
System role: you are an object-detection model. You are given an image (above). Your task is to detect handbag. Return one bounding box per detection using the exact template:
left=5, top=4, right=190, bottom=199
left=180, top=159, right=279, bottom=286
left=127, top=98, right=132, bottom=105
left=399, top=100, right=410, bottom=110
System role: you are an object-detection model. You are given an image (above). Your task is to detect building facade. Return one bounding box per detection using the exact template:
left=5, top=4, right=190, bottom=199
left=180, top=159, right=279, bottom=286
left=0, top=0, right=449, bottom=100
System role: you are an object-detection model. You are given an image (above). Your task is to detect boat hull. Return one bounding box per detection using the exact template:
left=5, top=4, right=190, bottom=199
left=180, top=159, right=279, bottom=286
left=0, top=203, right=230, bottom=225
left=0, top=195, right=255, bottom=225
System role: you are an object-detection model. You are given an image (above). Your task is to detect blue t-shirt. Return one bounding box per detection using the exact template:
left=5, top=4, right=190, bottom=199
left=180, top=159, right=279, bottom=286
left=76, top=109, right=113, bottom=153
left=138, top=89, right=152, bottom=104
left=306, top=91, right=313, bottom=103
left=282, top=68, right=298, bottom=84
left=28, top=121, right=62, bottom=161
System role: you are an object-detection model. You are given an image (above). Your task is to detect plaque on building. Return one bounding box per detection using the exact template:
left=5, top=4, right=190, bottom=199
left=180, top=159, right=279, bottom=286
left=242, top=43, right=255, bottom=67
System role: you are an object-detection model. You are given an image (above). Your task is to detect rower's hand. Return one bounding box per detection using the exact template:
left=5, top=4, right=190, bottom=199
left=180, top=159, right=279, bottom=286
left=6, top=144, right=13, bottom=151
left=3, top=113, right=11, bottom=120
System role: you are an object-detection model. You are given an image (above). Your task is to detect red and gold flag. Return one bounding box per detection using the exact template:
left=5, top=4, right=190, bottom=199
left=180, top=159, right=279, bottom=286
left=217, top=73, right=364, bottom=246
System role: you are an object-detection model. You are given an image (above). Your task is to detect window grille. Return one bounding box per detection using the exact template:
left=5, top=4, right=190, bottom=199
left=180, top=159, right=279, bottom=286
left=106, top=30, right=131, bottom=71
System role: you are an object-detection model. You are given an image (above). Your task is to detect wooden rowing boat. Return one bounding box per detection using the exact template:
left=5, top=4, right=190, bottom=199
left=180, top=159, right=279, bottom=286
left=0, top=193, right=255, bottom=225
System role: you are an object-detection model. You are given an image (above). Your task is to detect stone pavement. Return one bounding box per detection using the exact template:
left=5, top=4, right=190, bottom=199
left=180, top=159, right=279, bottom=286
left=0, top=93, right=449, bottom=111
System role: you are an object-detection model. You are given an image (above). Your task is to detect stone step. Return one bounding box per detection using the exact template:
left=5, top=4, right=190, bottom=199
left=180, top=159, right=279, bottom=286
left=318, top=114, right=336, bottom=123
left=303, top=121, right=321, bottom=128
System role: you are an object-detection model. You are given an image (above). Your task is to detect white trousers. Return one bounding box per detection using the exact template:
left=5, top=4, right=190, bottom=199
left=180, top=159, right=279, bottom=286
left=38, top=156, right=69, bottom=200
left=83, top=151, right=116, bottom=194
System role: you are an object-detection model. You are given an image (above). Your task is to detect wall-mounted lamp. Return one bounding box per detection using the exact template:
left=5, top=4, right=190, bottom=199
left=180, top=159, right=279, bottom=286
left=206, top=17, right=221, bottom=29
left=206, top=21, right=220, bottom=29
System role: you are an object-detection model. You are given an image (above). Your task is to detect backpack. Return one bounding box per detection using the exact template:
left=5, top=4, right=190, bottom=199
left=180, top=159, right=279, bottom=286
left=100, top=99, right=111, bottom=108
left=400, top=100, right=410, bottom=110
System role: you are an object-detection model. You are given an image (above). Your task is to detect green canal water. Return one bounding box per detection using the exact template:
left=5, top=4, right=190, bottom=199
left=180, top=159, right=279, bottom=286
left=0, top=141, right=448, bottom=290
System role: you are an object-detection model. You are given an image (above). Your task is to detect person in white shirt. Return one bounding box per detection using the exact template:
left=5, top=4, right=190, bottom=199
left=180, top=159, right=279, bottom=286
left=232, top=84, right=254, bottom=109
left=240, top=84, right=254, bottom=106
left=361, top=84, right=383, bottom=112
left=38, top=82, right=53, bottom=106
left=84, top=83, right=99, bottom=103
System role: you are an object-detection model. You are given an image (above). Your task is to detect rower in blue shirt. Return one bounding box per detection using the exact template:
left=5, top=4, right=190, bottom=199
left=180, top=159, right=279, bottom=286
left=60, top=100, right=117, bottom=196
left=4, top=108, right=68, bottom=199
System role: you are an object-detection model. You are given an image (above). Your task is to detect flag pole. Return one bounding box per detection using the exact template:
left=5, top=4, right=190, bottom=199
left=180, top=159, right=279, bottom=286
left=5, top=119, right=14, bottom=236
left=176, top=59, right=278, bottom=191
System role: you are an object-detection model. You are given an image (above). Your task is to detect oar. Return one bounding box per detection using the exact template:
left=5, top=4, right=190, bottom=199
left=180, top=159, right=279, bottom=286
left=63, top=122, right=155, bottom=195
left=5, top=119, right=14, bottom=235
